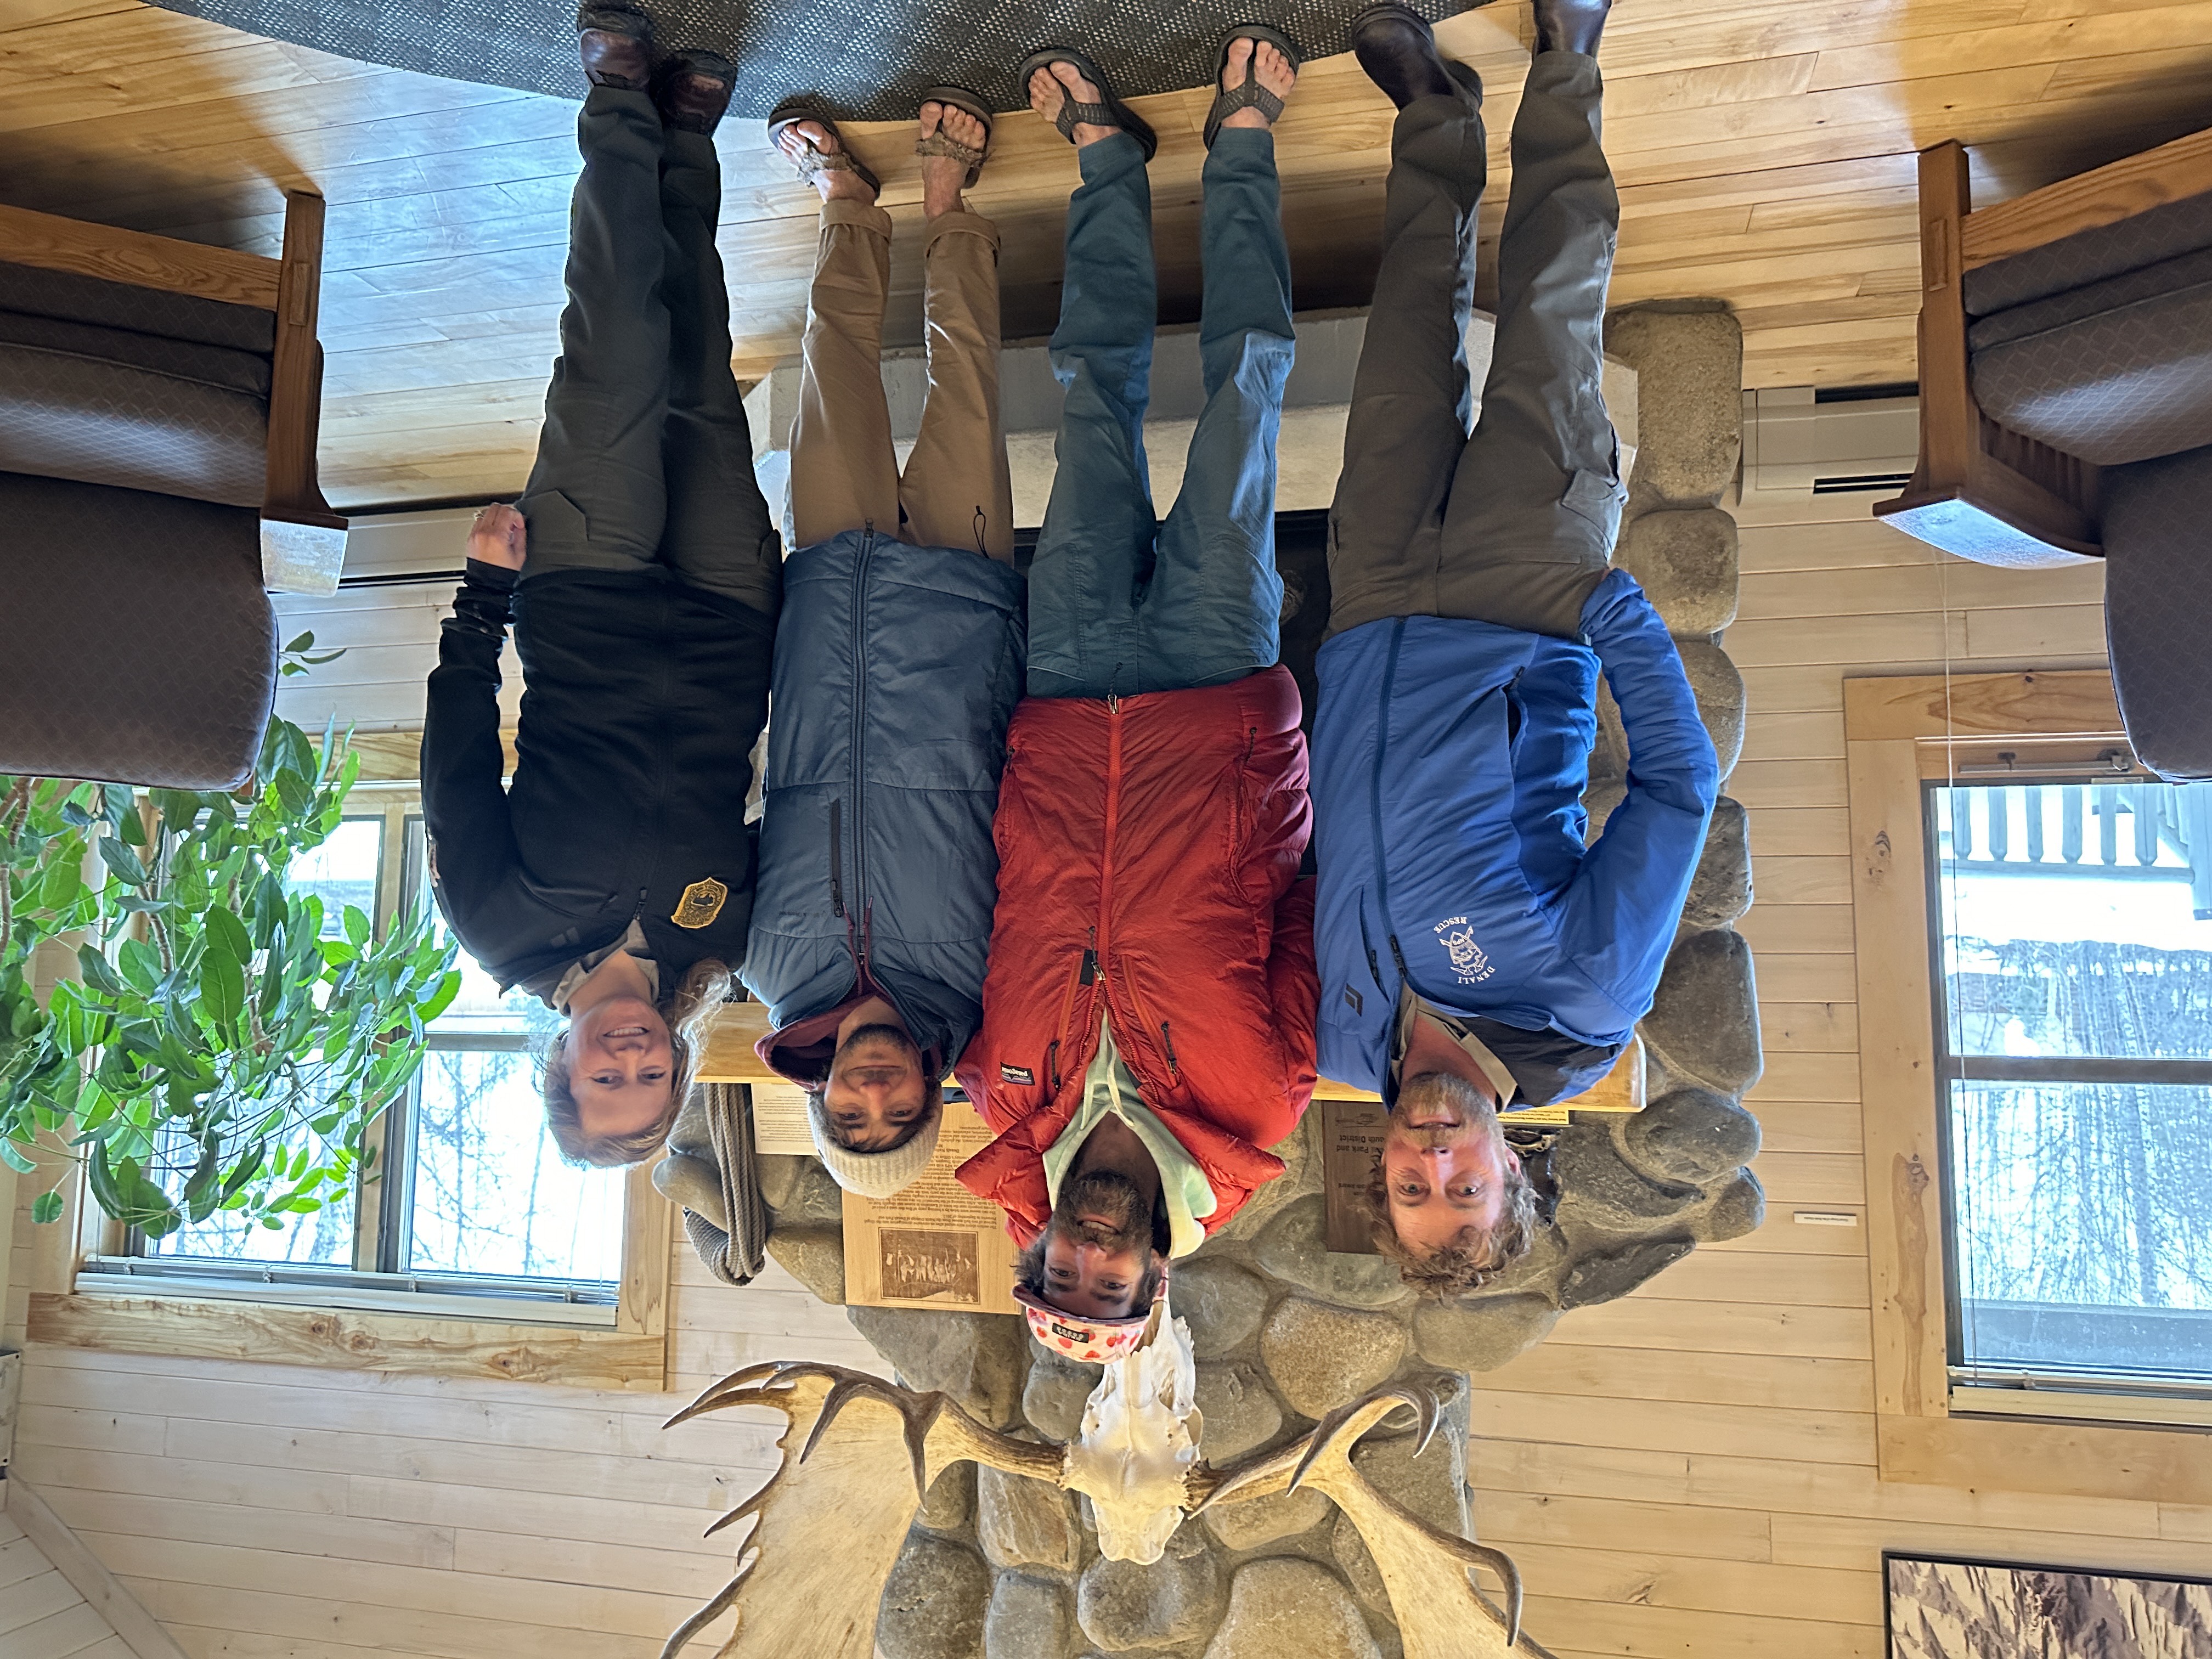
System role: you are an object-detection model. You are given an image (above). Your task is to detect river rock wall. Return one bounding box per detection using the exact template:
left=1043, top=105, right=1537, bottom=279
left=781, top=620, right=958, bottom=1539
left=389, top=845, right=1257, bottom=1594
left=743, top=303, right=1764, bottom=1659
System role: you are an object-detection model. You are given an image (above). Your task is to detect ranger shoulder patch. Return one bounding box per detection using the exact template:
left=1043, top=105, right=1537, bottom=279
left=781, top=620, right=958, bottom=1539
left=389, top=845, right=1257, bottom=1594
left=671, top=876, right=729, bottom=929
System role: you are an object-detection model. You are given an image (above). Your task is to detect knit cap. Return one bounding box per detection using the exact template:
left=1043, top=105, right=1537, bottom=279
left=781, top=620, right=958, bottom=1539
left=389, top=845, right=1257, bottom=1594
left=807, top=1092, right=940, bottom=1198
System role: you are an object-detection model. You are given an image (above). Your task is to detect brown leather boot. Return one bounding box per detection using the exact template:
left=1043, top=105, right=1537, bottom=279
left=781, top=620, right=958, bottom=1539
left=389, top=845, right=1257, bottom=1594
left=657, top=49, right=736, bottom=134
left=578, top=3, right=654, bottom=91
left=1533, top=0, right=1610, bottom=57
left=1350, top=3, right=1470, bottom=110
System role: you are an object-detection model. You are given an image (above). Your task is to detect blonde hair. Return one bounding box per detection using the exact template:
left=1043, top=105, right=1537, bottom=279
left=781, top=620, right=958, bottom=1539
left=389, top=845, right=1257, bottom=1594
left=544, top=957, right=731, bottom=1167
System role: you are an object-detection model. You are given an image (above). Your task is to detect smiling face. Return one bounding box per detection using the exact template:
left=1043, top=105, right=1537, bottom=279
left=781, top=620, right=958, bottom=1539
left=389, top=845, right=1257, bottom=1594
left=565, top=994, right=675, bottom=1142
left=1380, top=1071, right=1522, bottom=1259
left=822, top=1023, right=932, bottom=1151
left=1032, top=1169, right=1164, bottom=1322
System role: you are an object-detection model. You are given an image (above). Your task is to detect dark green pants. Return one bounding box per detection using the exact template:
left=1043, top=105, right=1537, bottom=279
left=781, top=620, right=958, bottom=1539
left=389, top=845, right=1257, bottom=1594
left=1326, top=52, right=1624, bottom=644
left=519, top=86, right=781, bottom=615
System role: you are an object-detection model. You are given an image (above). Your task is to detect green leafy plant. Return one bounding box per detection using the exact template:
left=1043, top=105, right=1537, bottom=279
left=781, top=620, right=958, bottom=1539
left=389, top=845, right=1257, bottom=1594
left=0, top=658, right=459, bottom=1238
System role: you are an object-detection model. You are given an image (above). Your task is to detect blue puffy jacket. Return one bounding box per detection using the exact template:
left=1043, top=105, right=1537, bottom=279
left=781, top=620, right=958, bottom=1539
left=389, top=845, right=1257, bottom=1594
left=741, top=529, right=1028, bottom=1070
left=1311, top=568, right=1718, bottom=1102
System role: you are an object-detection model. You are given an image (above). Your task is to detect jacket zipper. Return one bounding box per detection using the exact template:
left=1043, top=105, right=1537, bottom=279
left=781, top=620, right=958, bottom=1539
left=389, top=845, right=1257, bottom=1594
left=1097, top=696, right=1126, bottom=1075
left=1370, top=620, right=1405, bottom=988
left=848, top=530, right=873, bottom=970
left=828, top=799, right=844, bottom=918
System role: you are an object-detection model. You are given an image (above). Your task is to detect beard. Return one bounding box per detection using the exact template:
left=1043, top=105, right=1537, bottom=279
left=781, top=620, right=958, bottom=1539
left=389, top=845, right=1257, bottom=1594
left=1389, top=1073, right=1499, bottom=1150
left=833, top=1022, right=922, bottom=1070
left=1049, top=1169, right=1169, bottom=1258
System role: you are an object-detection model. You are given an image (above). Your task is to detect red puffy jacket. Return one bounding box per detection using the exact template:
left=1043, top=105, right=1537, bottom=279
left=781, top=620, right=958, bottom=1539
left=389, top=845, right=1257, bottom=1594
left=953, top=665, right=1319, bottom=1244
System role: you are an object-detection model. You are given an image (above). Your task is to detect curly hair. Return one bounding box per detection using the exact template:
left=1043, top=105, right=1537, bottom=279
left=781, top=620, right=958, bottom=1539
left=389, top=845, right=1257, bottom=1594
left=544, top=956, right=731, bottom=1167
left=1361, top=1154, right=1541, bottom=1299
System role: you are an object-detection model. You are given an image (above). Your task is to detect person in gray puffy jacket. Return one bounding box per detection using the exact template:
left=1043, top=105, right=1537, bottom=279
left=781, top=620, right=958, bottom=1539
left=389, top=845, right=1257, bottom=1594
left=740, top=91, right=1027, bottom=1199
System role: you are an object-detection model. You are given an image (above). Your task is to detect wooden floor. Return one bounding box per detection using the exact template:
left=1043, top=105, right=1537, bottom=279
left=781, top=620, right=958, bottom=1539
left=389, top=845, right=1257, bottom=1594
left=4, top=0, right=2211, bottom=507
left=0, top=1509, right=134, bottom=1659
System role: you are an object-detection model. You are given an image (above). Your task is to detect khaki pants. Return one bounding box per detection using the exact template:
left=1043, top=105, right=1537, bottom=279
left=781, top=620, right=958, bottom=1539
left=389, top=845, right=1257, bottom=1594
left=788, top=199, right=1015, bottom=561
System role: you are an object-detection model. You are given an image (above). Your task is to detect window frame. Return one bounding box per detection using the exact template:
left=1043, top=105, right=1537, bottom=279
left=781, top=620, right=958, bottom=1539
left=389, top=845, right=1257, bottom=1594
left=27, top=740, right=671, bottom=1391
left=1846, top=669, right=2212, bottom=1503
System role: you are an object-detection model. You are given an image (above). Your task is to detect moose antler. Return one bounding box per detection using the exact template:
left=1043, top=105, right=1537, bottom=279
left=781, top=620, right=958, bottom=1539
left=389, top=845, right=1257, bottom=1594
left=1192, top=1385, right=1549, bottom=1659
left=660, top=1361, right=1062, bottom=1659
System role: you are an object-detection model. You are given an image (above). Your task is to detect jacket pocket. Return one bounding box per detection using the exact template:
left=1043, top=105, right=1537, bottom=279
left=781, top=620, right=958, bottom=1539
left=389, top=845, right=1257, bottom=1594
left=520, top=489, right=590, bottom=563
left=828, top=798, right=845, bottom=918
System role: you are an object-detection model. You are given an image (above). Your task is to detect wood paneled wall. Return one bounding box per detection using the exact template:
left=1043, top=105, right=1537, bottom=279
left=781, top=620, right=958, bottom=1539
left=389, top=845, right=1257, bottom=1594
left=13, top=498, right=2196, bottom=1659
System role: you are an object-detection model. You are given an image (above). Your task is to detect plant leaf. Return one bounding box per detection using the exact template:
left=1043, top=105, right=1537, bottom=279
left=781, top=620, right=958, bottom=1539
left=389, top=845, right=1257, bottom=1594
left=199, top=947, right=244, bottom=1030
left=205, top=904, right=253, bottom=968
left=97, top=836, right=148, bottom=886
left=30, top=1190, right=63, bottom=1225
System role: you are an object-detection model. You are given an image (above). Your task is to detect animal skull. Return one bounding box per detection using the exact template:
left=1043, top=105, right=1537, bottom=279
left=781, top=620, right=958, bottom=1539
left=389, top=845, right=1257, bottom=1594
left=1059, top=1292, right=1203, bottom=1564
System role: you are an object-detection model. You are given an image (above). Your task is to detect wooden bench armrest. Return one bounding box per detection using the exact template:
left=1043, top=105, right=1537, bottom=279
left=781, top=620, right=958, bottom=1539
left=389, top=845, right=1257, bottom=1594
left=263, top=189, right=339, bottom=527
left=1878, top=141, right=2100, bottom=567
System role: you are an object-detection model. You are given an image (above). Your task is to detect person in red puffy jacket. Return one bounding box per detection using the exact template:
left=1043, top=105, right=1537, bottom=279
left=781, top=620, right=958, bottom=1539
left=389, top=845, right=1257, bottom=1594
left=953, top=31, right=1318, bottom=1327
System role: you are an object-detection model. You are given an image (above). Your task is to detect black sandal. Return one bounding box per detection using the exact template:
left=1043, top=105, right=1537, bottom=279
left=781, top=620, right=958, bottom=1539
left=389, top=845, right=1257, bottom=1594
left=767, top=97, right=883, bottom=198
left=1017, top=46, right=1158, bottom=163
left=915, top=84, right=994, bottom=189
left=1203, top=23, right=1302, bottom=149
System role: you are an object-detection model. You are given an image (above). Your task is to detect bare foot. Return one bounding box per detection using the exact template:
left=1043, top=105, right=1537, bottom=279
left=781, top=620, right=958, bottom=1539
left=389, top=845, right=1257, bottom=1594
left=1220, top=37, right=1297, bottom=129
left=917, top=100, right=987, bottom=217
left=777, top=117, right=877, bottom=204
left=1029, top=60, right=1118, bottom=148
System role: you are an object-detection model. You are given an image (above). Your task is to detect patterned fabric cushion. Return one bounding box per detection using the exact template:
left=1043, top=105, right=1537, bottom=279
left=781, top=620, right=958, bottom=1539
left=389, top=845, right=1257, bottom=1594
left=1970, top=284, right=2212, bottom=466
left=1964, top=187, right=2212, bottom=317
left=0, top=308, right=271, bottom=397
left=1969, top=244, right=2212, bottom=351
left=0, top=471, right=274, bottom=789
left=0, top=259, right=275, bottom=354
left=0, top=340, right=268, bottom=507
left=2102, top=443, right=2212, bottom=783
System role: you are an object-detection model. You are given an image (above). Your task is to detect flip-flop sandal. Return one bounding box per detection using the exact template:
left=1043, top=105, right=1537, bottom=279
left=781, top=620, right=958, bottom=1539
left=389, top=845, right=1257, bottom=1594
left=914, top=84, right=995, bottom=189
left=1017, top=46, right=1158, bottom=164
left=767, top=97, right=883, bottom=197
left=1203, top=23, right=1302, bottom=149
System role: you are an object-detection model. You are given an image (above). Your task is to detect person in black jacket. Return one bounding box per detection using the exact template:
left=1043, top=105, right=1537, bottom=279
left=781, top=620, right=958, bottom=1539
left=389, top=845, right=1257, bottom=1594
left=420, top=7, right=777, bottom=1166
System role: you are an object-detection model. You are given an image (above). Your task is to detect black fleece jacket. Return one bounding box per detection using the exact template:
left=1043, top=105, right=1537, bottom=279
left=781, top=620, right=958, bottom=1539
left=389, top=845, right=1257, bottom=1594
left=420, top=561, right=774, bottom=1002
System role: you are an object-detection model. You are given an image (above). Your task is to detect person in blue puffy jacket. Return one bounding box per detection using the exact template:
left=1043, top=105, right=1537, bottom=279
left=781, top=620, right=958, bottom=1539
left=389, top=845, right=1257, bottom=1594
left=741, top=88, right=1027, bottom=1200
left=1313, top=0, right=1718, bottom=1295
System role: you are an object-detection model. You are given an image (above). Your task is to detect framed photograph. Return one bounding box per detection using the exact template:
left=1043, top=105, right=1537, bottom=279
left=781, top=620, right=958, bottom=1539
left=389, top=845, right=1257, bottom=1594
left=1884, top=1551, right=2212, bottom=1658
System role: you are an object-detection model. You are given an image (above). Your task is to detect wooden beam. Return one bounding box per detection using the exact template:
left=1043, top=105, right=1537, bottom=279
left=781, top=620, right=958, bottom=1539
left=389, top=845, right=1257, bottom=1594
left=5, top=1476, right=188, bottom=1659
left=1879, top=1412, right=2212, bottom=1507
left=1841, top=669, right=2121, bottom=742
left=27, top=1291, right=667, bottom=1391
left=1843, top=732, right=1948, bottom=1421
left=1962, top=123, right=2212, bottom=271
left=616, top=1155, right=672, bottom=1362
left=698, top=1006, right=1637, bottom=1110
left=0, top=201, right=279, bottom=309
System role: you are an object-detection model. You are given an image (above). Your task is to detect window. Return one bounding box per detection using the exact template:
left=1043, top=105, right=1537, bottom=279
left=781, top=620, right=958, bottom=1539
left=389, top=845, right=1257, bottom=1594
left=1929, top=774, right=2212, bottom=1397
left=80, top=788, right=631, bottom=1324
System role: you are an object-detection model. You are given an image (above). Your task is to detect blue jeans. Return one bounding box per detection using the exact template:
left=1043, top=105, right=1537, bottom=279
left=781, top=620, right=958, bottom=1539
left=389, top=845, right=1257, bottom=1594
left=1027, top=129, right=1294, bottom=699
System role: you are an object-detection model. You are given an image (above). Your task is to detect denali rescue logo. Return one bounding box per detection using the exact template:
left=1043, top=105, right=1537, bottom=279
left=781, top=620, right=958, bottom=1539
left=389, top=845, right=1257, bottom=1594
left=1432, top=916, right=1494, bottom=985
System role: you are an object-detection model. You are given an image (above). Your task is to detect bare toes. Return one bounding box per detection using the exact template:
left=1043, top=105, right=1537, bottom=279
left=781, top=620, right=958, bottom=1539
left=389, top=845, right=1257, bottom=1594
left=1222, top=37, right=1252, bottom=92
